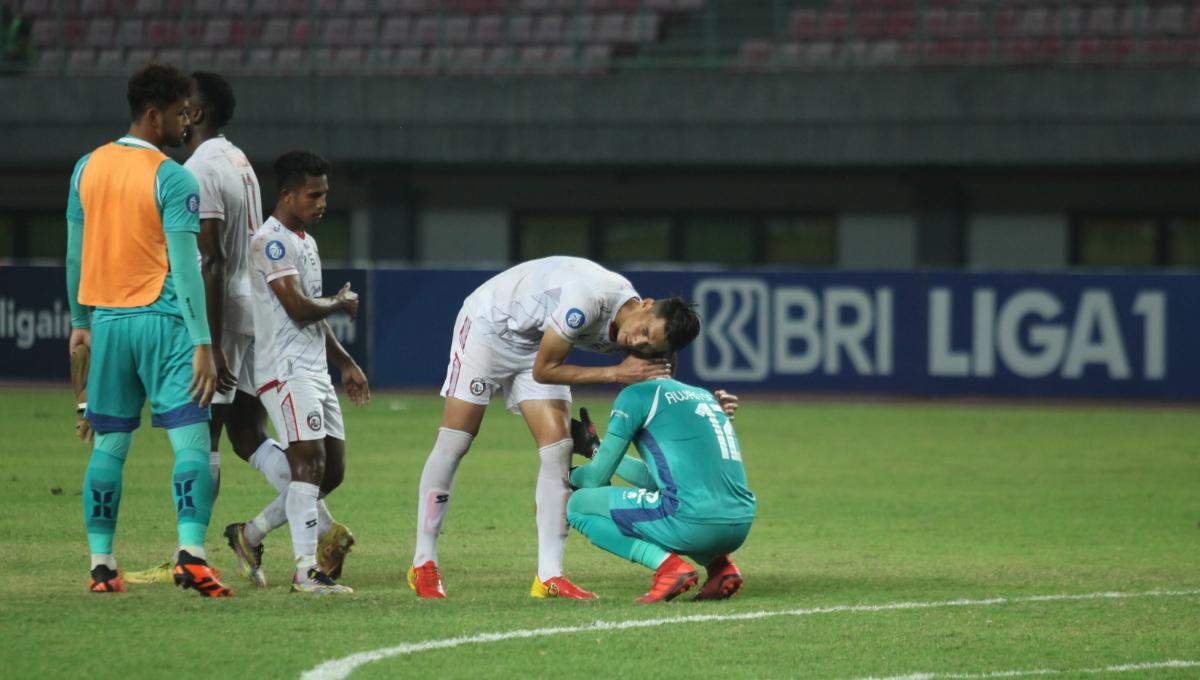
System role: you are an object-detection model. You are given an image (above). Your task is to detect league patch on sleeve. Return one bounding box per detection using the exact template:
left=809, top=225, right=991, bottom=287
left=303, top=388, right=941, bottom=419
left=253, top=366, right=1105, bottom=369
left=565, top=307, right=586, bottom=330
left=185, top=193, right=199, bottom=214
left=266, top=240, right=286, bottom=261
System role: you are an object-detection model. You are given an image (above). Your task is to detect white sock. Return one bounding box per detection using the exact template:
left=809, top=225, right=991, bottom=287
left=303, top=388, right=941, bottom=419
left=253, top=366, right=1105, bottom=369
left=209, top=450, right=221, bottom=501
left=179, top=544, right=206, bottom=560
left=317, top=499, right=334, bottom=538
left=90, top=553, right=116, bottom=570
left=248, top=439, right=290, bottom=492
left=535, top=438, right=573, bottom=582
left=286, top=481, right=320, bottom=574
left=246, top=490, right=288, bottom=546
left=413, top=427, right=473, bottom=567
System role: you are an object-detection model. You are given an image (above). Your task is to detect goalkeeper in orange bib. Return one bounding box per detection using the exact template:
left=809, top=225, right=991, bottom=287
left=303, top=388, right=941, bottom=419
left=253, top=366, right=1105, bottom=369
left=65, top=64, right=231, bottom=597
left=567, top=378, right=755, bottom=603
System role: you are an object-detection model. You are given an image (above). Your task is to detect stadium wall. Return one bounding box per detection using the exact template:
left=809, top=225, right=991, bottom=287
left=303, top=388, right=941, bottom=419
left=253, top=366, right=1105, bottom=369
left=6, top=265, right=1197, bottom=400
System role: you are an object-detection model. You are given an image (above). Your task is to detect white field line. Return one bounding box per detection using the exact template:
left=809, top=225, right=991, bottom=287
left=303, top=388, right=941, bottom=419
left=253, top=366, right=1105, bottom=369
left=856, top=659, right=1200, bottom=680
left=300, top=589, right=1200, bottom=680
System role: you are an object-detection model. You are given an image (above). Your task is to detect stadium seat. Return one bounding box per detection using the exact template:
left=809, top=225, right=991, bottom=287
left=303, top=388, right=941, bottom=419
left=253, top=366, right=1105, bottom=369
left=188, top=47, right=216, bottom=66
left=483, top=45, right=512, bottom=68
left=145, top=18, right=179, bottom=48
left=289, top=18, right=311, bottom=46
left=381, top=16, right=410, bottom=45
left=125, top=47, right=153, bottom=67
left=474, top=13, right=502, bottom=44
left=133, top=0, right=162, bottom=16
left=157, top=47, right=181, bottom=64
left=446, top=16, right=471, bottom=44
left=251, top=0, right=280, bottom=16
left=596, top=13, right=626, bottom=43
left=508, top=14, right=534, bottom=43
left=738, top=38, right=771, bottom=67
left=1150, top=4, right=1186, bottom=36
left=412, top=16, right=438, bottom=45
left=343, top=0, right=370, bottom=13
left=19, top=0, right=54, bottom=17
left=570, top=13, right=598, bottom=42
left=349, top=17, right=375, bottom=46
left=65, top=47, right=95, bottom=71
left=214, top=46, right=245, bottom=67
left=200, top=18, right=233, bottom=47
left=96, top=47, right=122, bottom=69
left=115, top=17, right=141, bottom=47
left=224, top=0, right=249, bottom=15
left=275, top=46, right=303, bottom=68
left=533, top=14, right=565, bottom=43
left=319, top=17, right=351, bottom=45
left=246, top=46, right=273, bottom=68
left=194, top=0, right=223, bottom=16
left=315, top=0, right=340, bottom=15
left=78, top=0, right=113, bottom=16
left=83, top=17, right=114, bottom=47
left=632, top=12, right=658, bottom=42
left=581, top=42, right=611, bottom=70
left=260, top=17, right=290, bottom=47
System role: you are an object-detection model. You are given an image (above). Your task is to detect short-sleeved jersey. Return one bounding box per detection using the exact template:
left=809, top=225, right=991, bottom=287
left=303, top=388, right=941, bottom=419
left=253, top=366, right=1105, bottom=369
left=67, top=136, right=200, bottom=322
left=572, top=378, right=757, bottom=524
left=183, top=136, right=263, bottom=335
left=249, top=217, right=326, bottom=390
left=465, top=256, right=638, bottom=354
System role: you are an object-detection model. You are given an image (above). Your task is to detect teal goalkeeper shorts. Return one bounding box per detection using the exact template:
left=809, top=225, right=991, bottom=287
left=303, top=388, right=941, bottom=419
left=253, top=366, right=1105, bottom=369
left=606, top=487, right=753, bottom=564
left=85, top=313, right=209, bottom=434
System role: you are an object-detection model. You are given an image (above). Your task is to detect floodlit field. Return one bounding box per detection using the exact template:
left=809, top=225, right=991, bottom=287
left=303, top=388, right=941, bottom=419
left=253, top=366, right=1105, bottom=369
left=3, top=387, right=1198, bottom=680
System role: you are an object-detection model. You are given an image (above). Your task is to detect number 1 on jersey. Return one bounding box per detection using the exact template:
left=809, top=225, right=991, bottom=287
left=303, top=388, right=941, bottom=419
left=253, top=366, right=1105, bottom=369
left=694, top=402, right=742, bottom=461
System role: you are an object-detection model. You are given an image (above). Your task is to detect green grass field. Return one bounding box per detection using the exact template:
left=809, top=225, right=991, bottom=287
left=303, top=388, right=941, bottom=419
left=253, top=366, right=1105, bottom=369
left=3, top=387, right=1198, bottom=680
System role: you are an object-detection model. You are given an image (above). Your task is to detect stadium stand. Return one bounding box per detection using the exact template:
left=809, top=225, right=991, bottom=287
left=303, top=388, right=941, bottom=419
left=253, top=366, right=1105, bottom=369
left=15, top=0, right=698, bottom=74
left=739, top=0, right=1199, bottom=69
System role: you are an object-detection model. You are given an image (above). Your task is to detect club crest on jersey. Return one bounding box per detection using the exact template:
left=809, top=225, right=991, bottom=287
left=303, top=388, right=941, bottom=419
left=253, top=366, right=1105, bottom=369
left=185, top=193, right=199, bottom=214
left=565, top=307, right=586, bottom=329
left=266, top=240, right=286, bottom=261
left=469, top=378, right=486, bottom=396
left=306, top=410, right=322, bottom=431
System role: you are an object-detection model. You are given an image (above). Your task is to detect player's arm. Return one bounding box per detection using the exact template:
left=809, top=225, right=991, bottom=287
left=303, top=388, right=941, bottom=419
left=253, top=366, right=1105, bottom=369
left=571, top=406, right=658, bottom=489
left=268, top=277, right=358, bottom=323
left=161, top=162, right=216, bottom=406
left=198, top=216, right=235, bottom=393
left=65, top=154, right=92, bottom=342
left=532, top=327, right=670, bottom=386
left=570, top=390, right=645, bottom=489
left=323, top=320, right=370, bottom=406
left=615, top=455, right=657, bottom=490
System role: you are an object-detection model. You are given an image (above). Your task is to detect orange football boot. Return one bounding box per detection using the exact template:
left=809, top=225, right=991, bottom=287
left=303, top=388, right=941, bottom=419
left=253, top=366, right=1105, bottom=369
left=408, top=560, right=446, bottom=598
left=635, top=554, right=698, bottom=603
left=693, top=554, right=743, bottom=601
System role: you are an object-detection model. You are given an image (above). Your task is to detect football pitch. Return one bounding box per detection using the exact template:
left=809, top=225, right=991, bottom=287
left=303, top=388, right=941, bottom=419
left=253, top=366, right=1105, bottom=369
left=2, top=387, right=1197, bottom=680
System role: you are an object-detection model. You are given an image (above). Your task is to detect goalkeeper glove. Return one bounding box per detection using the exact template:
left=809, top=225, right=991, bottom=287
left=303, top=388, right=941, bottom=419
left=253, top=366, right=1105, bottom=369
left=569, top=407, right=600, bottom=458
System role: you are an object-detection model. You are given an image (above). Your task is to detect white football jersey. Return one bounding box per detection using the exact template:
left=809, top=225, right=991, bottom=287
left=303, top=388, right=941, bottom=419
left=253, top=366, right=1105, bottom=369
left=466, top=256, right=639, bottom=354
left=184, top=136, right=263, bottom=335
left=249, top=217, right=327, bottom=390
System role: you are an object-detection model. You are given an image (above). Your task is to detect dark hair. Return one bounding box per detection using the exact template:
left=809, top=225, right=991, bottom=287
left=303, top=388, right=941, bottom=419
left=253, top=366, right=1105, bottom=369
left=127, top=63, right=192, bottom=121
left=652, top=297, right=701, bottom=353
left=274, top=150, right=331, bottom=194
left=191, top=71, right=236, bottom=129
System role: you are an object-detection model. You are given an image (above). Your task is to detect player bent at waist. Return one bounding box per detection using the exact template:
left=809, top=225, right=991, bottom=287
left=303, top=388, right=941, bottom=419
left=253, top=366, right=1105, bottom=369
left=567, top=377, right=757, bottom=603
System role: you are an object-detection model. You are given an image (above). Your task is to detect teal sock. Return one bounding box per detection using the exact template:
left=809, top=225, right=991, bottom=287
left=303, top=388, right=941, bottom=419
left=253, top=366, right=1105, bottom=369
left=168, top=422, right=214, bottom=549
left=567, top=488, right=670, bottom=570
left=84, top=433, right=131, bottom=555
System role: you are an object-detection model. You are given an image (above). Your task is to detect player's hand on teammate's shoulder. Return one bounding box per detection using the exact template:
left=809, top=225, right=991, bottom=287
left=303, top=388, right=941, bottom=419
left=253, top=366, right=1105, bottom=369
left=189, top=344, right=219, bottom=408
left=342, top=363, right=371, bottom=406
left=334, top=282, right=359, bottom=321
left=614, top=353, right=671, bottom=385
left=714, top=389, right=739, bottom=420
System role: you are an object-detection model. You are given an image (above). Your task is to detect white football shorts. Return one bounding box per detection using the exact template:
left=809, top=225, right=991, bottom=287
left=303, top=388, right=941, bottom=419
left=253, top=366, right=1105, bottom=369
left=259, top=374, right=345, bottom=443
left=211, top=330, right=256, bottom=405
left=440, top=306, right=572, bottom=414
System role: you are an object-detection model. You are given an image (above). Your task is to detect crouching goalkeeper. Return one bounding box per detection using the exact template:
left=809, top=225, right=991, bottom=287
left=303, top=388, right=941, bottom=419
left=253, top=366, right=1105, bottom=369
left=566, top=378, right=755, bottom=603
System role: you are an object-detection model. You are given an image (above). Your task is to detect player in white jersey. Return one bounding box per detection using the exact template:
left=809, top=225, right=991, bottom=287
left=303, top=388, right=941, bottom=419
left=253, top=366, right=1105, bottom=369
left=232, top=150, right=367, bottom=594
left=409, top=256, right=702, bottom=599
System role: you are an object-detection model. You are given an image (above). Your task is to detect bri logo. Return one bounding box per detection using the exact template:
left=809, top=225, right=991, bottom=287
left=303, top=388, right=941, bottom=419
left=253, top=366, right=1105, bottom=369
left=266, top=240, right=286, bottom=261
left=565, top=307, right=586, bottom=329
left=185, top=193, right=199, bottom=214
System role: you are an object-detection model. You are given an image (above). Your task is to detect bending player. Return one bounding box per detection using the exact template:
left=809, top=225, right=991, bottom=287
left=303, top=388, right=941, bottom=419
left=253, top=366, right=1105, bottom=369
left=409, top=256, right=700, bottom=599
left=226, top=150, right=367, bottom=594
left=567, top=378, right=756, bottom=602
left=66, top=64, right=231, bottom=597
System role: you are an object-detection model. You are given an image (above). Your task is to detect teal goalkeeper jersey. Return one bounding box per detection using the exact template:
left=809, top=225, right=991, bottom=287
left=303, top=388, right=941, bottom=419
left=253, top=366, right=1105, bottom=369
left=571, top=378, right=757, bottom=524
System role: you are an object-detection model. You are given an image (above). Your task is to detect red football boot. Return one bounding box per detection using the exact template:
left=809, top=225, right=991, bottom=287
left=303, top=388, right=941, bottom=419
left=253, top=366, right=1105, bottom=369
left=635, top=554, right=698, bottom=603
left=408, top=560, right=446, bottom=599
left=694, top=554, right=743, bottom=601
left=531, top=575, right=598, bottom=599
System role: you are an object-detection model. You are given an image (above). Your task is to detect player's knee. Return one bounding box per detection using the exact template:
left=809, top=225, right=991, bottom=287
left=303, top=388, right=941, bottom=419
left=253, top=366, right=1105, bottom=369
left=228, top=430, right=262, bottom=461
left=433, top=427, right=473, bottom=462
left=319, top=462, right=344, bottom=495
